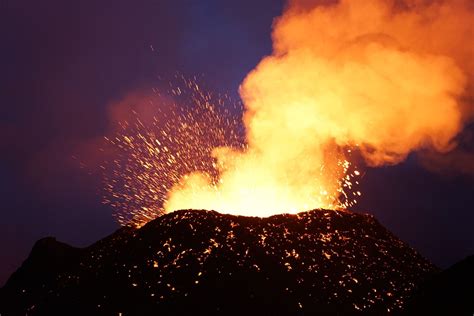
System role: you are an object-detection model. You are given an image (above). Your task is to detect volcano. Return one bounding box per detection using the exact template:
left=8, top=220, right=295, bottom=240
left=1, top=209, right=437, bottom=315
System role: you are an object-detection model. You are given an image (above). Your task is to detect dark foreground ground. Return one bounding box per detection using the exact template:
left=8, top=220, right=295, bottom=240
left=0, top=209, right=472, bottom=315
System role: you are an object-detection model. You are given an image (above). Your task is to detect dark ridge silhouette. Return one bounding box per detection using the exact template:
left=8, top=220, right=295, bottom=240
left=1, top=209, right=437, bottom=315
left=0, top=237, right=83, bottom=312
left=402, top=255, right=474, bottom=315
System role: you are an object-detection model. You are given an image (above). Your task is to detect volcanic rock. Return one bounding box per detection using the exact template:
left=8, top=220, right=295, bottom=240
left=403, top=255, right=474, bottom=315
left=0, top=209, right=436, bottom=315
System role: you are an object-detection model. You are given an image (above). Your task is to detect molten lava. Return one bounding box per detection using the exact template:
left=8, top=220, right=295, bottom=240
left=104, top=0, right=473, bottom=227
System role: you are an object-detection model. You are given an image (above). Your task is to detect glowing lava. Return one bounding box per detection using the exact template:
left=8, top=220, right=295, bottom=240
left=164, top=153, right=360, bottom=216
left=103, top=76, right=360, bottom=226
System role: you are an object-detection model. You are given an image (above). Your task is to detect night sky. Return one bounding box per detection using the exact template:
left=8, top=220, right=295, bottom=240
left=1, top=0, right=473, bottom=285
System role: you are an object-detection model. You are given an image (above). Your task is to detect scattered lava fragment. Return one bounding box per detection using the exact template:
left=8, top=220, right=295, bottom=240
left=102, top=76, right=244, bottom=226
left=102, top=76, right=362, bottom=227
left=1, top=209, right=437, bottom=315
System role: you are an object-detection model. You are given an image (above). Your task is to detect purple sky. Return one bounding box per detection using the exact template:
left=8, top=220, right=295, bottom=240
left=1, top=0, right=473, bottom=285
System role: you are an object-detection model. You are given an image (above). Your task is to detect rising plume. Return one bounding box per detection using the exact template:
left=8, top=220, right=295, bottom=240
left=165, top=0, right=473, bottom=216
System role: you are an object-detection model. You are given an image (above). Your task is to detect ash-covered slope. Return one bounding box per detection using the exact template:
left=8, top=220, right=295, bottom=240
left=1, top=209, right=436, bottom=315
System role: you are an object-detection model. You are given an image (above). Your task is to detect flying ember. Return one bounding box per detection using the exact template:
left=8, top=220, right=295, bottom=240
left=104, top=0, right=472, bottom=228
left=102, top=75, right=361, bottom=227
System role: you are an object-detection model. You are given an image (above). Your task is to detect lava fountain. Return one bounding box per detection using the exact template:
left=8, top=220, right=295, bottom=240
left=104, top=0, right=473, bottom=227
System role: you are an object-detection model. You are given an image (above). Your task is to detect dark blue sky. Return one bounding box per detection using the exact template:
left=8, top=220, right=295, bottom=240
left=1, top=0, right=473, bottom=285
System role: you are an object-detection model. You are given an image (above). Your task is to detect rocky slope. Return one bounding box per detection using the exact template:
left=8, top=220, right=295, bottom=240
left=403, top=255, right=473, bottom=315
left=0, top=209, right=437, bottom=315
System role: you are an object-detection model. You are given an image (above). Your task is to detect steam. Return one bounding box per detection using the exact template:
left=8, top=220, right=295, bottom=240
left=165, top=0, right=473, bottom=216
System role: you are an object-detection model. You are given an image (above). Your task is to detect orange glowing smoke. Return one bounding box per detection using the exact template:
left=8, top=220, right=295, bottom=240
left=164, top=0, right=472, bottom=216
left=104, top=0, right=473, bottom=226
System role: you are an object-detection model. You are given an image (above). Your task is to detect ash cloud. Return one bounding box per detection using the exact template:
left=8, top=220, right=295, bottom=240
left=242, top=0, right=474, bottom=167
left=165, top=0, right=474, bottom=215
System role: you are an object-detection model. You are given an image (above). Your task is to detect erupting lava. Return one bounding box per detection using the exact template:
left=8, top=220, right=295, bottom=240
left=104, top=0, right=473, bottom=227
left=103, top=76, right=360, bottom=226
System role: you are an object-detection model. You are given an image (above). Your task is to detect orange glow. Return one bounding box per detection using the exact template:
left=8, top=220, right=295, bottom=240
left=164, top=148, right=358, bottom=216
left=104, top=1, right=473, bottom=226
left=164, top=0, right=471, bottom=216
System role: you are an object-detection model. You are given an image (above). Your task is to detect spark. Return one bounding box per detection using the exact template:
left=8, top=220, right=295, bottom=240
left=102, top=75, right=243, bottom=227
left=102, top=75, right=361, bottom=227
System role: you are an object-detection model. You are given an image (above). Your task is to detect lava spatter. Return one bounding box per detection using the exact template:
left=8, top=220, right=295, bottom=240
left=103, top=76, right=361, bottom=227
left=0, top=209, right=437, bottom=315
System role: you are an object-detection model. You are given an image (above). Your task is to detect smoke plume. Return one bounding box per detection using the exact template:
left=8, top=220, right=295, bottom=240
left=165, top=0, right=473, bottom=216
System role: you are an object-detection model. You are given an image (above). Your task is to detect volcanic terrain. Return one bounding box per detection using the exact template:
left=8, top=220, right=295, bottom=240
left=1, top=209, right=437, bottom=315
